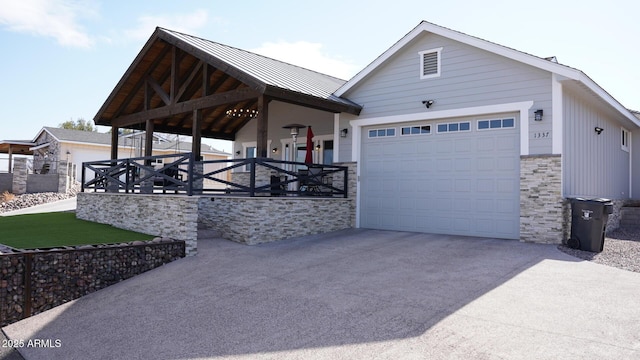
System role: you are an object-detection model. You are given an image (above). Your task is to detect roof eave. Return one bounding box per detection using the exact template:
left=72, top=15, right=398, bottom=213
left=265, top=85, right=361, bottom=115
left=94, top=28, right=165, bottom=124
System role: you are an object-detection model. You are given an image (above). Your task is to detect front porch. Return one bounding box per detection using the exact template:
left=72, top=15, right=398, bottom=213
left=77, top=154, right=356, bottom=255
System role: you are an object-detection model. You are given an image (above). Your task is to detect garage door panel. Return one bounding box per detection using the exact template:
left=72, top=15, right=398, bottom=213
left=477, top=137, right=496, bottom=151
left=476, top=157, right=495, bottom=171
left=361, top=115, right=519, bottom=239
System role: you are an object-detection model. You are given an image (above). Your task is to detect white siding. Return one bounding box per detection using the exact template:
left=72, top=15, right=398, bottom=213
left=341, top=32, right=553, bottom=155
left=563, top=88, right=630, bottom=199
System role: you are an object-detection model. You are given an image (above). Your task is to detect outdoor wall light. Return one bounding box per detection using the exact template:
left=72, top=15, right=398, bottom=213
left=595, top=126, right=604, bottom=135
left=272, top=147, right=278, bottom=153
left=422, top=99, right=435, bottom=108
left=315, top=144, right=321, bottom=151
left=340, top=128, right=349, bottom=138
left=534, top=109, right=544, bottom=121
left=235, top=150, right=241, bottom=155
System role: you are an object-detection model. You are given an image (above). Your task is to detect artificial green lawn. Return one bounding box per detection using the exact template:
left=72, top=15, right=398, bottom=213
left=0, top=212, right=154, bottom=249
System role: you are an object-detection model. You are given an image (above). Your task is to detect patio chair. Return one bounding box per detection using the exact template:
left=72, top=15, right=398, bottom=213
left=38, top=163, right=50, bottom=174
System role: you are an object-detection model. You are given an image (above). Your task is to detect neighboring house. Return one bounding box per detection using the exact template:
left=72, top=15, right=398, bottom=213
left=29, top=127, right=231, bottom=186
left=88, top=21, right=640, bottom=246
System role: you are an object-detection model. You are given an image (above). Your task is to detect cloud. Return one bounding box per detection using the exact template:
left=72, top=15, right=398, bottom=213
left=123, top=9, right=210, bottom=41
left=0, top=0, right=94, bottom=48
left=251, top=41, right=360, bottom=80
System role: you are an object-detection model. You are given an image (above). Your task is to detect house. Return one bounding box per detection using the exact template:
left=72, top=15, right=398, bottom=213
left=30, top=127, right=230, bottom=183
left=0, top=127, right=231, bottom=194
left=79, top=21, right=639, bottom=255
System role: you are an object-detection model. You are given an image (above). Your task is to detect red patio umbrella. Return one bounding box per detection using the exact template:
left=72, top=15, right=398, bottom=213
left=305, top=126, right=314, bottom=164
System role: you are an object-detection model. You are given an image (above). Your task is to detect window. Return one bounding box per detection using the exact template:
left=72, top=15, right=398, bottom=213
left=322, top=140, right=334, bottom=165
left=368, top=128, right=396, bottom=138
left=622, top=128, right=630, bottom=152
left=477, top=118, right=516, bottom=130
left=245, top=146, right=256, bottom=171
left=437, top=122, right=471, bottom=133
left=419, top=47, right=443, bottom=79
left=401, top=125, right=431, bottom=136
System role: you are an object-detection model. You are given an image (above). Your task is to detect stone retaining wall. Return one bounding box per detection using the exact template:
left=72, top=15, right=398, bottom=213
left=77, top=193, right=199, bottom=255
left=198, top=196, right=353, bottom=245
left=0, top=240, right=184, bottom=327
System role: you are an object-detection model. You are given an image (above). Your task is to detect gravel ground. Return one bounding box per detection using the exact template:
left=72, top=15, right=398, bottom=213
left=558, top=227, right=640, bottom=273
left=0, top=186, right=79, bottom=214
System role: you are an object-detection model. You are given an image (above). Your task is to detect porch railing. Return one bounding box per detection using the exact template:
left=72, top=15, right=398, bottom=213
left=81, top=153, right=348, bottom=198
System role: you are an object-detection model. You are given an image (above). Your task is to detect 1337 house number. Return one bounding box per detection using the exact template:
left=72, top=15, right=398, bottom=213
left=532, top=131, right=550, bottom=139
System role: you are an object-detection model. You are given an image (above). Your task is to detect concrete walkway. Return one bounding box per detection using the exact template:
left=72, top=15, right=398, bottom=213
left=3, top=229, right=639, bottom=359
left=0, top=197, right=76, bottom=217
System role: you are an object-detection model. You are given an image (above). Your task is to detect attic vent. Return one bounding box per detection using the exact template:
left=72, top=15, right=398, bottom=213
left=419, top=47, right=442, bottom=79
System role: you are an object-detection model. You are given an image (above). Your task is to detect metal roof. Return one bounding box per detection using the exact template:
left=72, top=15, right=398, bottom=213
left=159, top=28, right=356, bottom=108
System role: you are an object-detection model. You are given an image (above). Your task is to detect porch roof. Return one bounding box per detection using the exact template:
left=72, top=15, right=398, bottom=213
left=0, top=140, right=35, bottom=155
left=94, top=27, right=362, bottom=141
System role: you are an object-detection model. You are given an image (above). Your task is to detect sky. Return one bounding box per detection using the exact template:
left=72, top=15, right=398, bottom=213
left=0, top=0, right=638, bottom=153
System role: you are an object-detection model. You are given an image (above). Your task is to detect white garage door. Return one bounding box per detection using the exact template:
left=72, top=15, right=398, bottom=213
left=360, top=115, right=520, bottom=239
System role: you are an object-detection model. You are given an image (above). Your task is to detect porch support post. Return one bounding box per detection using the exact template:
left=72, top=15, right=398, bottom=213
left=256, top=95, right=269, bottom=158
left=192, top=109, right=202, bottom=159
left=7, top=145, right=12, bottom=173
left=145, top=120, right=154, bottom=158
left=192, top=109, right=203, bottom=194
left=110, top=127, right=119, bottom=160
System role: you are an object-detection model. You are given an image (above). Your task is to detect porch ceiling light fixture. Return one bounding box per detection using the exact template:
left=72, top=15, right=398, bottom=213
left=226, top=108, right=258, bottom=118
left=594, top=126, right=604, bottom=135
left=534, top=109, right=543, bottom=121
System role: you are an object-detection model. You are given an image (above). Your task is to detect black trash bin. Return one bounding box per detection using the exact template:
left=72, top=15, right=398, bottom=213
left=568, top=198, right=613, bottom=252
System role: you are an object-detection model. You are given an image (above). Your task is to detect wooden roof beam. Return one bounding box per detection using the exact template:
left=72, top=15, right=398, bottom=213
left=110, top=87, right=261, bottom=128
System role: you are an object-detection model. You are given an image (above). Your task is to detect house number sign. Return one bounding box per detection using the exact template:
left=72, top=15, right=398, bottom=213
left=532, top=131, right=550, bottom=139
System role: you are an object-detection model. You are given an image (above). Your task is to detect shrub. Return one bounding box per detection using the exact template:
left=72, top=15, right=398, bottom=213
left=1, top=191, right=15, bottom=203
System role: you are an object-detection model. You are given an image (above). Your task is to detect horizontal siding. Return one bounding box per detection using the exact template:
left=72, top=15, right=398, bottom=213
left=563, top=88, right=630, bottom=199
left=343, top=32, right=553, bottom=155
left=634, top=129, right=640, bottom=199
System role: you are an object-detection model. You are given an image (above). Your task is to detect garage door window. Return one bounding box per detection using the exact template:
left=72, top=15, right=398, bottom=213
left=477, top=118, right=515, bottom=130
left=437, top=122, right=470, bottom=133
left=401, top=125, right=431, bottom=136
left=368, top=128, right=396, bottom=138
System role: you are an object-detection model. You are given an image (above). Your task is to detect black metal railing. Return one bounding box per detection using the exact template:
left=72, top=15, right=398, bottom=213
left=81, top=153, right=348, bottom=198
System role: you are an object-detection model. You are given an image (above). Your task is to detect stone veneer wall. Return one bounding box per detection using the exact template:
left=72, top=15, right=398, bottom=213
left=198, top=196, right=353, bottom=245
left=520, top=155, right=565, bottom=244
left=77, top=193, right=199, bottom=255
left=199, top=162, right=357, bottom=245
left=332, top=162, right=357, bottom=227
left=0, top=240, right=184, bottom=327
left=11, top=158, right=27, bottom=195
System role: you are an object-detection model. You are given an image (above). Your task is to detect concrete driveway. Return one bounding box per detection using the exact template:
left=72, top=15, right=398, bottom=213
left=3, top=229, right=640, bottom=359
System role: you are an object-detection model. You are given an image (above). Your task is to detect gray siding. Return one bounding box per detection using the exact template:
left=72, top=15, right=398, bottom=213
left=633, top=128, right=640, bottom=199
left=337, top=113, right=357, bottom=162
left=563, top=88, right=630, bottom=199
left=342, top=32, right=553, bottom=155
